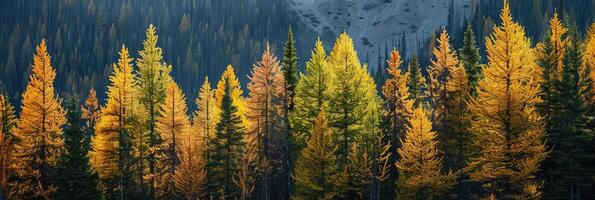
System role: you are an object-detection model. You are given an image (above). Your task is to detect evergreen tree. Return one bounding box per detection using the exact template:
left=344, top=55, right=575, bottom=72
left=54, top=97, right=100, bottom=200
left=215, top=65, right=247, bottom=126
left=207, top=79, right=245, bottom=199
left=405, top=55, right=426, bottom=106
left=12, top=40, right=66, bottom=199
left=459, top=24, right=482, bottom=94
left=91, top=46, right=138, bottom=199
left=136, top=24, right=172, bottom=198
left=293, top=112, right=346, bottom=200
left=0, top=94, right=16, bottom=199
left=156, top=80, right=191, bottom=199
left=245, top=43, right=286, bottom=199
left=396, top=106, right=454, bottom=199
left=542, top=33, right=594, bottom=200
left=466, top=2, right=547, bottom=198
left=283, top=26, right=298, bottom=112
left=290, top=38, right=332, bottom=144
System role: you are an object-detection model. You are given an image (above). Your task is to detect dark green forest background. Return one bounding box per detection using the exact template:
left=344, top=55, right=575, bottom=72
left=0, top=0, right=593, bottom=108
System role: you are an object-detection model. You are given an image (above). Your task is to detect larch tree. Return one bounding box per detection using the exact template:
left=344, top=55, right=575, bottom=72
left=136, top=24, right=172, bottom=198
left=396, top=106, right=454, bottom=199
left=245, top=43, right=286, bottom=199
left=0, top=94, right=16, bottom=199
left=406, top=55, right=427, bottom=106
left=91, top=46, right=138, bottom=199
left=207, top=79, right=245, bottom=199
left=174, top=131, right=206, bottom=200
left=81, top=88, right=99, bottom=150
left=54, top=97, right=100, bottom=200
left=466, top=2, right=547, bottom=199
left=459, top=23, right=482, bottom=94
left=192, top=77, right=219, bottom=167
left=542, top=33, right=594, bottom=200
left=327, top=33, right=382, bottom=193
left=583, top=23, right=595, bottom=104
left=427, top=29, right=460, bottom=169
left=293, top=112, right=347, bottom=200
left=156, top=80, right=191, bottom=199
left=381, top=48, right=413, bottom=198
left=215, top=65, right=247, bottom=126
left=290, top=38, right=332, bottom=146
left=12, top=39, right=66, bottom=199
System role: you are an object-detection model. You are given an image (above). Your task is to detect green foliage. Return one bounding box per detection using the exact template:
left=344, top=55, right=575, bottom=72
left=459, top=24, right=482, bottom=94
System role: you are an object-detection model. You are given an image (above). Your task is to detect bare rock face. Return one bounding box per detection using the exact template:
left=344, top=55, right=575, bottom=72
left=290, top=0, right=475, bottom=61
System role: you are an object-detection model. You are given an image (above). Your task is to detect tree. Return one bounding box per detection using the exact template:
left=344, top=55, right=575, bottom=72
left=81, top=88, right=99, bottom=150
left=283, top=26, right=298, bottom=112
left=54, top=97, right=100, bottom=200
left=91, top=46, right=138, bottom=199
left=12, top=39, right=66, bottom=199
left=207, top=79, right=245, bottom=199
left=136, top=24, right=172, bottom=198
left=396, top=106, right=454, bottom=199
left=174, top=132, right=206, bottom=200
left=405, top=55, right=426, bottom=106
left=427, top=29, right=461, bottom=169
left=583, top=23, right=595, bottom=103
left=192, top=77, right=219, bottom=166
left=541, top=33, right=594, bottom=200
left=244, top=43, right=286, bottom=199
left=0, top=94, right=16, bottom=199
left=290, top=38, right=332, bottom=145
left=466, top=2, right=547, bottom=198
left=459, top=23, right=482, bottom=94
left=293, top=112, right=346, bottom=200
left=156, top=80, right=191, bottom=199
left=327, top=33, right=383, bottom=195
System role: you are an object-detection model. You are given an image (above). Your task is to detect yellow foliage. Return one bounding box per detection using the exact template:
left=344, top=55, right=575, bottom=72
left=536, top=12, right=569, bottom=81
left=584, top=23, right=595, bottom=102
left=216, top=65, right=247, bottom=126
left=192, top=77, right=220, bottom=155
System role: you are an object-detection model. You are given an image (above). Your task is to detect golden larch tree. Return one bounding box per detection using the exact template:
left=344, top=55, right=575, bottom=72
left=584, top=23, right=595, bottom=103
left=156, top=80, right=191, bottom=199
left=215, top=65, right=247, bottom=125
left=12, top=39, right=66, bottom=199
left=192, top=77, right=219, bottom=163
left=0, top=94, right=16, bottom=198
left=174, top=131, right=206, bottom=200
left=396, top=106, right=454, bottom=199
left=466, top=2, right=547, bottom=199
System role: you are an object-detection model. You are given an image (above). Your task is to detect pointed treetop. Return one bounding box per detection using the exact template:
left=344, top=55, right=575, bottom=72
left=387, top=48, right=403, bottom=78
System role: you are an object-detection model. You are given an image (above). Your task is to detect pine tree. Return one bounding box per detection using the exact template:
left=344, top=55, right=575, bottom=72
left=215, top=65, right=247, bottom=126
left=542, top=33, right=594, bottom=200
left=0, top=94, right=16, bottom=199
left=466, top=2, right=547, bottom=198
left=192, top=77, right=219, bottom=166
left=156, top=80, right=191, bottom=199
left=207, top=79, right=245, bottom=199
left=406, top=55, right=427, bottom=106
left=327, top=33, right=383, bottom=194
left=245, top=43, right=286, bottom=199
left=137, top=24, right=172, bottom=198
left=290, top=38, right=332, bottom=144
left=54, top=97, right=100, bottom=200
left=12, top=39, right=66, bottom=199
left=174, top=131, right=206, bottom=200
left=91, top=46, right=138, bottom=199
left=293, top=112, right=346, bottom=200
left=396, top=106, right=454, bottom=199
left=459, top=24, right=482, bottom=94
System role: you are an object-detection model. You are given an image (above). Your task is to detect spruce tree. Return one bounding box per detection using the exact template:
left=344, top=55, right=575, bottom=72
left=405, top=55, right=426, bottom=106
left=54, top=97, right=100, bottom=200
left=459, top=24, right=482, bottom=94
left=283, top=27, right=298, bottom=112
left=542, top=33, right=594, bottom=200
left=207, top=79, right=245, bottom=199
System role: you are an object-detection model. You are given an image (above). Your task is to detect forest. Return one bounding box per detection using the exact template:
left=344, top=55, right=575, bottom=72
left=1, top=0, right=595, bottom=200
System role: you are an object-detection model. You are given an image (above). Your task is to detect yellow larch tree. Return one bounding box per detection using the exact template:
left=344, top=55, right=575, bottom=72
left=216, top=65, right=247, bottom=126
left=156, top=80, right=191, bottom=199
left=584, top=23, right=595, bottom=103
left=244, top=43, right=286, bottom=199
left=396, top=106, right=454, bottom=199
left=0, top=94, right=16, bottom=198
left=91, top=46, right=139, bottom=199
left=174, top=131, right=206, bottom=200
left=192, top=77, right=219, bottom=164
left=466, top=2, right=547, bottom=199
left=11, top=39, right=66, bottom=199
